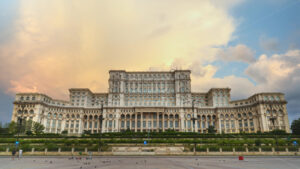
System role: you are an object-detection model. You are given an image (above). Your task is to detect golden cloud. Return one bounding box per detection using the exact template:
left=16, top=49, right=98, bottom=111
left=0, top=0, right=240, bottom=99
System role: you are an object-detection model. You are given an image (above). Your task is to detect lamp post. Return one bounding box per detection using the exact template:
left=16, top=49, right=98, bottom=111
left=191, top=100, right=196, bottom=132
left=98, top=101, right=103, bottom=152
left=191, top=100, right=197, bottom=154
left=16, top=102, right=26, bottom=151
left=269, top=102, right=278, bottom=147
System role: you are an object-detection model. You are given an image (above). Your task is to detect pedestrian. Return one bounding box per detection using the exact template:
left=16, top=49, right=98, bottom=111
left=12, top=149, right=16, bottom=160
left=19, top=149, right=23, bottom=159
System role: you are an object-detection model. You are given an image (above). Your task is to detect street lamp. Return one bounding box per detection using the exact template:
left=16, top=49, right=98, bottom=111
left=191, top=100, right=196, bottom=133
left=98, top=101, right=104, bottom=152
left=16, top=101, right=26, bottom=151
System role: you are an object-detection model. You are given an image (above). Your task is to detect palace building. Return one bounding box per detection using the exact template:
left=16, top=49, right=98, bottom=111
left=11, top=70, right=290, bottom=134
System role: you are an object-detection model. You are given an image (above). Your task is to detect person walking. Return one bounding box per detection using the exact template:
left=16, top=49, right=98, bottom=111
left=12, top=149, right=16, bottom=160
left=18, top=149, right=23, bottom=159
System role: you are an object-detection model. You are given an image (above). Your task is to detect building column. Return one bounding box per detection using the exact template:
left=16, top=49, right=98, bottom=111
left=135, top=112, right=137, bottom=132
left=141, top=112, right=143, bottom=131
left=162, top=112, right=165, bottom=132
left=156, top=112, right=159, bottom=131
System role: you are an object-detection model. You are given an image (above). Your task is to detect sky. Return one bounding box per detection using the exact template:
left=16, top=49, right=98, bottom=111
left=0, top=0, right=299, bottom=124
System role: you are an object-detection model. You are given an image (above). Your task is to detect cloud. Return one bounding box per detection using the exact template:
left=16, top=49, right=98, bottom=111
left=0, top=0, right=241, bottom=99
left=259, top=36, right=279, bottom=51
left=217, top=44, right=256, bottom=63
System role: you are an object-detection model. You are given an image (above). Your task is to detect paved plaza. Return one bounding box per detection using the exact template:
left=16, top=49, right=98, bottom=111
left=0, top=156, right=300, bottom=169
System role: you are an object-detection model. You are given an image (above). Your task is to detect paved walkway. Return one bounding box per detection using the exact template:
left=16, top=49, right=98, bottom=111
left=0, top=156, right=300, bottom=169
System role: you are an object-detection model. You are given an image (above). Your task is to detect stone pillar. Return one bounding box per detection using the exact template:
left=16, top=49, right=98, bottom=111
left=156, top=112, right=159, bottom=131
left=58, top=148, right=61, bottom=153
left=162, top=112, right=165, bottom=132
left=72, top=147, right=75, bottom=154
left=206, top=147, right=209, bottom=153
left=233, top=148, right=235, bottom=153
left=135, top=112, right=137, bottom=132
left=219, top=148, right=222, bottom=153
left=141, top=112, right=143, bottom=131
left=286, top=147, right=289, bottom=152
left=31, top=148, right=35, bottom=153
left=246, top=147, right=248, bottom=153
left=259, top=147, right=262, bottom=152
left=45, top=148, right=48, bottom=155
left=272, top=147, right=275, bottom=153
left=6, top=147, right=9, bottom=153
left=85, top=147, right=88, bottom=153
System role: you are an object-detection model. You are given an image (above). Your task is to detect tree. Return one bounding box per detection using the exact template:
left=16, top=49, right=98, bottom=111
left=291, top=118, right=300, bottom=135
left=208, top=125, right=216, bottom=134
left=8, top=121, right=17, bottom=134
left=62, top=130, right=68, bottom=135
left=32, top=122, right=45, bottom=134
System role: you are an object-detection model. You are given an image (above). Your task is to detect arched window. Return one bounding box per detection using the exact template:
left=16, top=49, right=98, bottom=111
left=89, top=115, right=93, bottom=119
left=121, top=114, right=125, bottom=119
left=225, top=114, right=229, bottom=118
left=243, top=113, right=247, bottom=118
left=59, top=114, right=62, bottom=118
left=54, top=113, right=57, bottom=118
left=230, top=114, right=234, bottom=118
left=48, top=113, right=51, bottom=118
left=76, top=114, right=80, bottom=118
left=24, top=110, right=28, bottom=114
left=248, top=112, right=253, bottom=117
left=238, top=114, right=241, bottom=118
left=71, top=114, right=75, bottom=118
left=66, top=114, right=70, bottom=118
left=30, top=110, right=34, bottom=114
left=220, top=114, right=224, bottom=119
left=18, top=110, right=22, bottom=114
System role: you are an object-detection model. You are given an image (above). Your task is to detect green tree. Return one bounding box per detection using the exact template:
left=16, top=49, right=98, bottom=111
left=32, top=122, right=45, bottom=134
left=62, top=130, right=68, bottom=134
left=8, top=121, right=17, bottom=134
left=208, top=125, right=216, bottom=134
left=291, top=118, right=300, bottom=135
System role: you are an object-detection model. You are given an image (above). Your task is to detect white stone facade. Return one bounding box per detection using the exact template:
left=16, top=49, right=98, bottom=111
left=11, top=70, right=290, bottom=134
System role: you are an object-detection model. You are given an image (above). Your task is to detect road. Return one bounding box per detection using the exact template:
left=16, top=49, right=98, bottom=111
left=0, top=156, right=299, bottom=169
